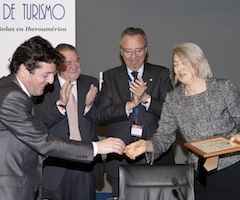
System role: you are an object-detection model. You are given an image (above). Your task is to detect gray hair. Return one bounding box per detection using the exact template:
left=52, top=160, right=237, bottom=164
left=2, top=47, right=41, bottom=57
left=119, top=27, right=149, bottom=63
left=172, top=42, right=213, bottom=84
left=120, top=27, right=148, bottom=48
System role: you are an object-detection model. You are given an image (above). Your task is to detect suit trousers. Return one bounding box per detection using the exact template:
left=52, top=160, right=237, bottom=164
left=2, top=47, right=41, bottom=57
left=41, top=160, right=96, bottom=200
left=42, top=169, right=95, bottom=200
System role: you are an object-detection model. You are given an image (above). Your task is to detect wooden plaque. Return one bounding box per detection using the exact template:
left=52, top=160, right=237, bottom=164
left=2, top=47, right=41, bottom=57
left=184, top=136, right=240, bottom=158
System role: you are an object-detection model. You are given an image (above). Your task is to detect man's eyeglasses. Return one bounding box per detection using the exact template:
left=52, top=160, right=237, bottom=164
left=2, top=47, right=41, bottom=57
left=121, top=47, right=146, bottom=57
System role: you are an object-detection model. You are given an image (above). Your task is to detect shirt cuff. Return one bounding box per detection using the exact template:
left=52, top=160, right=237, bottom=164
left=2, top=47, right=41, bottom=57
left=92, top=142, right=98, bottom=157
left=125, top=103, right=133, bottom=117
left=141, top=96, right=151, bottom=110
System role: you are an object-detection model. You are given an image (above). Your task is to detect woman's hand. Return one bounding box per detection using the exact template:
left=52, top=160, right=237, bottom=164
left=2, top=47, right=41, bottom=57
left=124, top=139, right=147, bottom=160
left=230, top=134, right=240, bottom=145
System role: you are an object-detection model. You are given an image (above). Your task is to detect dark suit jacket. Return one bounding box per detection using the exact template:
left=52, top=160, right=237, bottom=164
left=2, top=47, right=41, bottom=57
left=95, top=63, right=172, bottom=144
left=0, top=75, right=93, bottom=200
left=34, top=74, right=99, bottom=199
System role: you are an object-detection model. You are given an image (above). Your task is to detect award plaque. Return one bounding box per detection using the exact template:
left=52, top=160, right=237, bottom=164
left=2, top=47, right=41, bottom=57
left=184, top=136, right=240, bottom=171
left=184, top=136, right=240, bottom=158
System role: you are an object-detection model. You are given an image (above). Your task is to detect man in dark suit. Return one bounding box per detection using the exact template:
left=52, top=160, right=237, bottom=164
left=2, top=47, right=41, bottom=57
left=34, top=43, right=100, bottom=200
left=0, top=36, right=125, bottom=200
left=95, top=27, right=173, bottom=196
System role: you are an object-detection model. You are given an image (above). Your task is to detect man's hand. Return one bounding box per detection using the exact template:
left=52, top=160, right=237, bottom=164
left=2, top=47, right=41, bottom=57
left=130, top=79, right=147, bottom=100
left=96, top=137, right=125, bottom=155
left=126, top=78, right=147, bottom=111
left=126, top=94, right=140, bottom=111
left=58, top=81, right=73, bottom=106
left=124, top=139, right=147, bottom=160
left=140, top=93, right=151, bottom=104
left=85, top=84, right=98, bottom=107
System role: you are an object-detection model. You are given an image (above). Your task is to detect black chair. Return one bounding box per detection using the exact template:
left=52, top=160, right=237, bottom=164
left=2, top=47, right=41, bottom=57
left=119, top=164, right=194, bottom=200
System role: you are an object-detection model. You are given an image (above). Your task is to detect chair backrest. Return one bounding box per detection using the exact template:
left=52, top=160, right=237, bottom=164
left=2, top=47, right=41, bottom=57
left=119, top=164, right=194, bottom=200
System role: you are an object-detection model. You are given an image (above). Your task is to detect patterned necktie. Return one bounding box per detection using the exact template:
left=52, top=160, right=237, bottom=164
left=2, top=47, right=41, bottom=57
left=131, top=71, right=138, bottom=81
left=66, top=93, right=82, bottom=141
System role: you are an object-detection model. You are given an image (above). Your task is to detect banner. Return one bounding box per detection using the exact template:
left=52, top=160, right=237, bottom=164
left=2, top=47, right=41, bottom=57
left=0, top=0, right=75, bottom=77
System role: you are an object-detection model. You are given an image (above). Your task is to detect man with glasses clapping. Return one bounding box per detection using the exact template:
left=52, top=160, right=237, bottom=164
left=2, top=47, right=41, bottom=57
left=94, top=27, right=173, bottom=197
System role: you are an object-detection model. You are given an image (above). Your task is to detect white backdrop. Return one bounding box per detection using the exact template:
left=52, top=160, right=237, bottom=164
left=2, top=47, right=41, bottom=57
left=0, top=0, right=75, bottom=77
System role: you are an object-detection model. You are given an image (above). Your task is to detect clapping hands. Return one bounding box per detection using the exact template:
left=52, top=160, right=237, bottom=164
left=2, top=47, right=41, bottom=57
left=129, top=78, right=147, bottom=102
left=58, top=81, right=73, bottom=106
left=126, top=78, right=150, bottom=111
left=85, top=84, right=98, bottom=107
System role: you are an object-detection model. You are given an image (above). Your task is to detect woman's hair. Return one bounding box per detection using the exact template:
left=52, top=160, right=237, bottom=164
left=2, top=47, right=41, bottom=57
left=172, top=42, right=213, bottom=85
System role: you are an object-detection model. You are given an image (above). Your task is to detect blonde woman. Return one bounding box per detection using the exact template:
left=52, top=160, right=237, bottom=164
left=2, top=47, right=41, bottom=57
left=125, top=42, right=240, bottom=200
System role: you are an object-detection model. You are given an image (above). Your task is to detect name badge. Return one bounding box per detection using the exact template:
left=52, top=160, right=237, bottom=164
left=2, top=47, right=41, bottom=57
left=131, top=124, right=143, bottom=137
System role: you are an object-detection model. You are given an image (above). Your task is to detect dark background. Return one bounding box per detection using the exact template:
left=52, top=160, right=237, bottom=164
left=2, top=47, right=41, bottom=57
left=76, top=0, right=240, bottom=85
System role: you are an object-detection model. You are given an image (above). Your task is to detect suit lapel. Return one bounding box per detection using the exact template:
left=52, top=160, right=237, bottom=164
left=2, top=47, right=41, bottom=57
left=142, top=63, right=153, bottom=94
left=116, top=65, right=131, bottom=100
left=76, top=77, right=85, bottom=116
